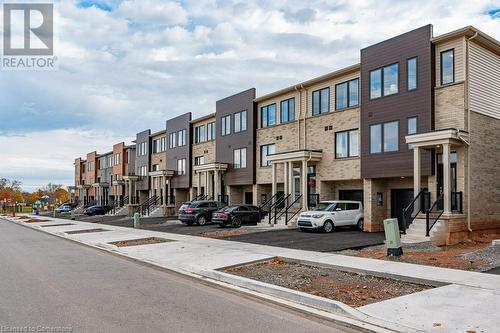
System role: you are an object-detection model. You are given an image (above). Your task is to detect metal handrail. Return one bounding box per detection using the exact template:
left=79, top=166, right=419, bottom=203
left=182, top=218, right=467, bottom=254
left=259, top=192, right=280, bottom=215
left=275, top=194, right=303, bottom=225
left=402, top=189, right=427, bottom=233
left=140, top=195, right=158, bottom=216
left=271, top=194, right=291, bottom=225
left=426, top=193, right=444, bottom=236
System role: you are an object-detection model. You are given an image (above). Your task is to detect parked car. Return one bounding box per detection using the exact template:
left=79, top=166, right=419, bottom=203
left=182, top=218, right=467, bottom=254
left=83, top=205, right=111, bottom=216
left=179, top=200, right=226, bottom=226
left=297, top=201, right=364, bottom=233
left=55, top=204, right=73, bottom=213
left=212, top=205, right=263, bottom=227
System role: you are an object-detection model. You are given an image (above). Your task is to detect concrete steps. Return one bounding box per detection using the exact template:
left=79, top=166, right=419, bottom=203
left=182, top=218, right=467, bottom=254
left=401, top=218, right=431, bottom=243
left=145, top=206, right=164, bottom=218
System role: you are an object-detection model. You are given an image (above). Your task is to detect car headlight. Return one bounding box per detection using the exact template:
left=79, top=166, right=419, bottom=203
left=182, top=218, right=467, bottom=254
left=311, top=214, right=323, bottom=218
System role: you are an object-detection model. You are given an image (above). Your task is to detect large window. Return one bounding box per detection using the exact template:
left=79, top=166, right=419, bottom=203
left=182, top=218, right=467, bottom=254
left=370, top=63, right=399, bottom=99
left=280, top=98, right=295, bottom=123
left=335, top=78, right=359, bottom=110
left=221, top=115, right=231, bottom=136
left=234, top=110, right=247, bottom=133
left=370, top=121, right=399, bottom=154
left=152, top=138, right=166, bottom=153
left=137, top=141, right=147, bottom=156
left=177, top=159, right=186, bottom=175
left=261, top=103, right=276, bottom=128
left=335, top=129, right=359, bottom=158
left=168, top=132, right=176, bottom=149
left=137, top=165, right=147, bottom=177
left=177, top=129, right=187, bottom=146
left=114, top=153, right=120, bottom=165
left=195, top=125, right=206, bottom=143
left=440, top=49, right=454, bottom=85
left=260, top=144, right=275, bottom=167
left=312, top=87, right=329, bottom=115
left=194, top=156, right=204, bottom=166
left=407, top=57, right=417, bottom=91
left=207, top=122, right=215, bottom=141
left=233, top=148, right=247, bottom=169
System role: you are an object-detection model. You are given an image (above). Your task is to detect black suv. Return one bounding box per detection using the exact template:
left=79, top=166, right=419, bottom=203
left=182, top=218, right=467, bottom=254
left=212, top=205, right=263, bottom=227
left=179, top=201, right=226, bottom=226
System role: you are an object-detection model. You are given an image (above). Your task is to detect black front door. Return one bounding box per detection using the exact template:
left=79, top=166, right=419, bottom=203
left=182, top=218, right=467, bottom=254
left=244, top=192, right=253, bottom=205
left=391, top=189, right=414, bottom=231
left=436, top=152, right=457, bottom=210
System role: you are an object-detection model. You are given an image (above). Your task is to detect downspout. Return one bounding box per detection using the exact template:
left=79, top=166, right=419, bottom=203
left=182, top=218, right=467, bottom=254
left=465, top=31, right=478, bottom=232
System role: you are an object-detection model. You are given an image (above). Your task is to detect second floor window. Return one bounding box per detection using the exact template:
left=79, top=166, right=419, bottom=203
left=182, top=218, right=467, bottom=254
left=177, top=159, right=186, bottom=175
left=260, top=144, right=275, bottom=167
left=335, top=129, right=359, bottom=158
left=169, top=133, right=176, bottom=149
left=195, top=125, right=206, bottom=143
left=114, top=153, right=120, bottom=165
left=261, top=103, right=276, bottom=128
left=370, top=121, right=399, bottom=154
left=207, top=122, right=215, bottom=141
left=440, top=49, right=454, bottom=85
left=137, top=165, right=147, bottom=176
left=280, top=98, right=295, bottom=123
left=221, top=115, right=231, bottom=136
left=234, top=110, right=247, bottom=133
left=335, top=78, right=359, bottom=110
left=312, top=87, right=329, bottom=115
left=407, top=57, right=417, bottom=91
left=137, top=142, right=147, bottom=156
left=194, top=156, right=204, bottom=166
left=177, top=129, right=187, bottom=146
left=370, top=63, right=399, bottom=99
left=233, top=148, right=247, bottom=169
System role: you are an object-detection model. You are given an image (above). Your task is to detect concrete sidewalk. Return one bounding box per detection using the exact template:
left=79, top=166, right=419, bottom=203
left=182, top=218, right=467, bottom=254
left=4, top=215, right=500, bottom=333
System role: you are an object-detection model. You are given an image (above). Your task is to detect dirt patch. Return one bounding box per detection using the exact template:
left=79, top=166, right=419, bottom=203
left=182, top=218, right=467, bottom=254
left=222, top=257, right=433, bottom=308
left=41, top=223, right=75, bottom=227
left=199, top=228, right=247, bottom=239
left=109, top=237, right=174, bottom=247
left=65, top=228, right=109, bottom=234
left=339, top=233, right=500, bottom=271
left=24, top=218, right=50, bottom=223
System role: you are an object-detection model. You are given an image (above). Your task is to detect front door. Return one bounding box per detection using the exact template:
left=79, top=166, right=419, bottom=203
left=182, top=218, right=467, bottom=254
left=244, top=192, right=253, bottom=205
left=436, top=152, right=457, bottom=210
left=391, top=189, right=414, bottom=231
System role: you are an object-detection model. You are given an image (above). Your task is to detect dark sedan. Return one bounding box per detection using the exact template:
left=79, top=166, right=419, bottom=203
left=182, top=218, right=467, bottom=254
left=83, top=205, right=111, bottom=216
left=212, top=205, right=263, bottom=228
left=179, top=201, right=226, bottom=226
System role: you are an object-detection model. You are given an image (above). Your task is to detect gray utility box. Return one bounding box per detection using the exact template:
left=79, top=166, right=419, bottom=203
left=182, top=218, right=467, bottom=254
left=383, top=218, right=403, bottom=256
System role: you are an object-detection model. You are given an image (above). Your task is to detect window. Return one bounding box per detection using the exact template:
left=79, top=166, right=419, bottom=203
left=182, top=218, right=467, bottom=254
left=407, top=117, right=417, bottom=149
left=233, top=148, right=247, bottom=169
left=221, top=115, right=231, bottom=136
left=346, top=203, right=359, bottom=210
left=161, top=137, right=166, bottom=151
left=234, top=110, right=247, bottom=133
left=370, top=63, right=399, bottom=99
left=312, top=87, right=329, bottom=115
left=194, top=156, right=204, bottom=166
left=207, top=122, right=215, bottom=141
left=440, top=49, right=454, bottom=85
left=169, top=132, right=176, bottom=149
left=152, top=164, right=160, bottom=172
left=107, top=156, right=112, bottom=168
left=335, top=78, right=359, bottom=110
left=177, top=129, right=187, bottom=146
left=407, top=57, right=417, bottom=91
left=260, top=144, right=275, bottom=167
left=195, top=125, right=206, bottom=143
left=280, top=98, right=295, bottom=123
left=261, top=103, right=276, bottom=128
left=152, top=137, right=166, bottom=153
left=137, top=141, right=147, bottom=156
left=335, top=129, right=359, bottom=158
left=370, top=121, right=399, bottom=154
left=137, top=165, right=147, bottom=177
left=114, top=153, right=120, bottom=165
left=177, top=159, right=186, bottom=175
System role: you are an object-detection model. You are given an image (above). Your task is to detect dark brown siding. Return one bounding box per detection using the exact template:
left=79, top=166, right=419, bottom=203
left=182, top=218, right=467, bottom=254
left=166, top=113, right=192, bottom=189
left=216, top=88, right=256, bottom=186
left=135, top=129, right=151, bottom=191
left=361, top=25, right=433, bottom=178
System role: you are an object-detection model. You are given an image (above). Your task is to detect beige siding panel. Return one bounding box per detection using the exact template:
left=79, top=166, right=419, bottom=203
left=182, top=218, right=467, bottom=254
left=435, top=37, right=465, bottom=85
left=469, top=42, right=500, bottom=120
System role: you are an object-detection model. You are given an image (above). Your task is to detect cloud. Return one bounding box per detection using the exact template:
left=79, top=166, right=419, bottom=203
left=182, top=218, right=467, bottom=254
left=0, top=0, right=499, bottom=190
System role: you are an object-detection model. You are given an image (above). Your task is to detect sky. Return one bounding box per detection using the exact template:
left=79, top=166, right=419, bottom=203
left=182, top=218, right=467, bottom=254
left=0, top=0, right=499, bottom=191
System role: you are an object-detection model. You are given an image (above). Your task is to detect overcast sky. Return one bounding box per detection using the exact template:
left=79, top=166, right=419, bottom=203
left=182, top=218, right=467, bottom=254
left=0, top=0, right=499, bottom=191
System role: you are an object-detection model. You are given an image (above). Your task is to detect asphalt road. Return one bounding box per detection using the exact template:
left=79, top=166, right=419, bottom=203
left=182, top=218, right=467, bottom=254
left=0, top=220, right=356, bottom=333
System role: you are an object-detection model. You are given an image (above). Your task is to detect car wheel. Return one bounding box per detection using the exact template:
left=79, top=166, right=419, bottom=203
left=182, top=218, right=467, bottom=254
left=231, top=217, right=242, bottom=228
left=357, top=218, right=364, bottom=231
left=323, top=220, right=334, bottom=233
left=197, top=215, right=207, bottom=226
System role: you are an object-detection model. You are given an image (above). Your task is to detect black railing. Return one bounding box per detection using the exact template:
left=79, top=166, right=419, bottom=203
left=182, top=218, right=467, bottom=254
left=270, top=194, right=291, bottom=225
left=308, top=193, right=319, bottom=207
left=140, top=195, right=158, bottom=216
left=451, top=191, right=463, bottom=213
left=218, top=194, right=229, bottom=205
left=259, top=192, right=280, bottom=215
left=426, top=193, right=444, bottom=236
left=275, top=194, right=303, bottom=225
left=401, top=189, right=428, bottom=233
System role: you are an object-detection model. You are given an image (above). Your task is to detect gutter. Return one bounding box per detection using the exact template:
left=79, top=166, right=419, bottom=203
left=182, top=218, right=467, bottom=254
left=465, top=32, right=478, bottom=233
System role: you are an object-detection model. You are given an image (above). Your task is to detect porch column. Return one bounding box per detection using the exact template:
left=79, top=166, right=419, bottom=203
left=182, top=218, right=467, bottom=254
left=443, top=142, right=451, bottom=214
left=301, top=159, right=308, bottom=210
left=205, top=171, right=209, bottom=197
left=167, top=179, right=171, bottom=205
left=283, top=162, right=289, bottom=195
left=413, top=146, right=421, bottom=212
left=271, top=162, right=277, bottom=198
left=288, top=162, right=294, bottom=198
left=197, top=172, right=201, bottom=196
left=214, top=170, right=220, bottom=201
left=124, top=182, right=129, bottom=202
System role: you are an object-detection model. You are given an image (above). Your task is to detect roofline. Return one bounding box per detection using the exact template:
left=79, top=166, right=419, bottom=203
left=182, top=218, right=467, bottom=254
left=254, top=63, right=360, bottom=103
left=190, top=112, right=216, bottom=124
left=432, top=26, right=500, bottom=55
left=150, top=129, right=166, bottom=137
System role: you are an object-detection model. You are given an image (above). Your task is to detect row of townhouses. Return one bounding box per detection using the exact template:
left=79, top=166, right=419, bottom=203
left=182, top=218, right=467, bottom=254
left=72, top=25, right=500, bottom=245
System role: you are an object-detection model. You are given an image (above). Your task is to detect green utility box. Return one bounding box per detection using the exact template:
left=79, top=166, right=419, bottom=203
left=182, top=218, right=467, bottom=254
left=383, top=218, right=403, bottom=256
left=133, top=212, right=141, bottom=228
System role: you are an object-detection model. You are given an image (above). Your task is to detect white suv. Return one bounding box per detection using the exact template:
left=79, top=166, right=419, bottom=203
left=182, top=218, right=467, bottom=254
left=297, top=201, right=364, bottom=233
